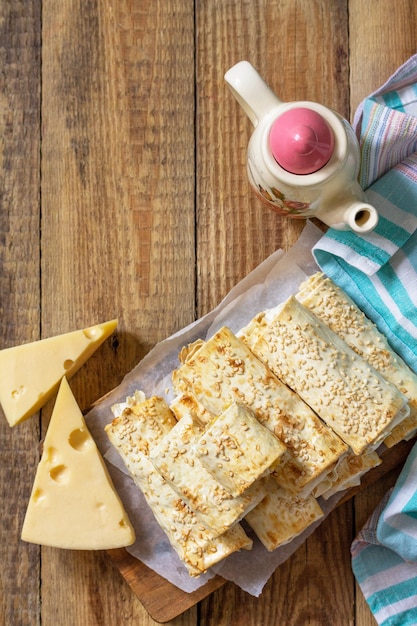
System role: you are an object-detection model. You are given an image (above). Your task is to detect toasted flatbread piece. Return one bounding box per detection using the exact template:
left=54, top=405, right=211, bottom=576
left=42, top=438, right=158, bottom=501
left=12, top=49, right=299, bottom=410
left=110, top=392, right=177, bottom=454
left=170, top=394, right=329, bottom=498
left=170, top=393, right=214, bottom=426
left=150, top=410, right=267, bottom=535
left=172, top=327, right=347, bottom=496
left=384, top=419, right=417, bottom=447
left=107, top=425, right=252, bottom=575
left=313, top=450, right=382, bottom=499
left=297, top=272, right=417, bottom=447
left=245, top=480, right=324, bottom=551
left=178, top=339, right=205, bottom=364
left=240, top=297, right=409, bottom=455
left=170, top=394, right=306, bottom=496
left=106, top=394, right=252, bottom=576
left=193, top=403, right=285, bottom=496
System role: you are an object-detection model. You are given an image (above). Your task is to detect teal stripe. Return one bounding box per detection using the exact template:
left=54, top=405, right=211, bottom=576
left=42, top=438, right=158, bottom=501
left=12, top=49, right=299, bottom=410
left=401, top=485, right=417, bottom=520
left=381, top=607, right=417, bottom=626
left=374, top=172, right=417, bottom=216
left=368, top=576, right=417, bottom=610
left=352, top=544, right=406, bottom=584
left=377, top=261, right=417, bottom=318
left=325, top=228, right=390, bottom=267
left=372, top=167, right=417, bottom=219
left=405, top=505, right=417, bottom=522
left=408, top=84, right=417, bottom=111
left=313, top=252, right=417, bottom=372
left=381, top=90, right=406, bottom=112
left=402, top=231, right=417, bottom=272
left=373, top=215, right=411, bottom=248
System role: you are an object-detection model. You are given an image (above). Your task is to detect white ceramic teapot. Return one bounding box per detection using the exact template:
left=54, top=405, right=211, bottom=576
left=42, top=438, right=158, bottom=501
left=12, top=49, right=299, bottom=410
left=224, top=61, right=378, bottom=233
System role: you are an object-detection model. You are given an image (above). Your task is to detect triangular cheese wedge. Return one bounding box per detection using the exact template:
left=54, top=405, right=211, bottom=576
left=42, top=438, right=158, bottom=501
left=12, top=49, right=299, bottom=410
left=0, top=319, right=117, bottom=426
left=21, top=377, right=135, bottom=549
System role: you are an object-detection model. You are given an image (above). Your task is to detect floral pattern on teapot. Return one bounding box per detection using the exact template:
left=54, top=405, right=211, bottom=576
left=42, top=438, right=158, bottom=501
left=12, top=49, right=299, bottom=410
left=247, top=158, right=311, bottom=217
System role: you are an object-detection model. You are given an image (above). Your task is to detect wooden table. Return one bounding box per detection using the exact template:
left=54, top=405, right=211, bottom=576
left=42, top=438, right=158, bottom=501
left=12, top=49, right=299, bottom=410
left=2, top=1, right=417, bottom=625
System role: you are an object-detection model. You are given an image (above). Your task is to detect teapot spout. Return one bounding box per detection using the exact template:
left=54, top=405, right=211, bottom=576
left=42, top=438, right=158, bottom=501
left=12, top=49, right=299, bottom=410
left=315, top=198, right=379, bottom=233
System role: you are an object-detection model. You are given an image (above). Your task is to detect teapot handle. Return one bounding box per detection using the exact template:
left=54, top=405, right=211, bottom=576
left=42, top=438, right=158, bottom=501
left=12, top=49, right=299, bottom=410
left=224, top=61, right=282, bottom=127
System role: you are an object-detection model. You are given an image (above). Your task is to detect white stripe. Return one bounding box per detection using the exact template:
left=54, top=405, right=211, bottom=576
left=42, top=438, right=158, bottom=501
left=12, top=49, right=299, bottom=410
left=389, top=249, right=417, bottom=308
left=397, top=84, right=417, bottom=109
left=403, top=102, right=417, bottom=117
left=360, top=562, right=417, bottom=598
left=314, top=238, right=381, bottom=274
left=366, top=189, right=417, bottom=235
left=371, top=273, right=417, bottom=340
left=373, top=592, right=417, bottom=623
left=360, top=229, right=400, bottom=257
left=385, top=512, right=417, bottom=542
left=381, top=453, right=417, bottom=520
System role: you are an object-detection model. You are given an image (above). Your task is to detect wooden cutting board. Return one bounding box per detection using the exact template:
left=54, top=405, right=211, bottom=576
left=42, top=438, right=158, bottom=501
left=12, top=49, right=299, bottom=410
left=106, top=436, right=416, bottom=623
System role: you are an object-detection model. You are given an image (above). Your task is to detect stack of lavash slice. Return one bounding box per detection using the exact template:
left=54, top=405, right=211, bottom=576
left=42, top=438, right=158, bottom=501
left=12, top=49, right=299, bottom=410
left=239, top=272, right=414, bottom=499
left=293, top=272, right=417, bottom=496
left=106, top=393, right=258, bottom=577
left=296, top=273, right=417, bottom=448
left=105, top=273, right=412, bottom=576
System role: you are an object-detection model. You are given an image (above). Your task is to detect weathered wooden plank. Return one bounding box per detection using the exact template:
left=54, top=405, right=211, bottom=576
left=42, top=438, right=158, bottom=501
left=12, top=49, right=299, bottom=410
left=349, top=0, right=417, bottom=114
left=39, top=0, right=197, bottom=624
left=2, top=0, right=417, bottom=624
left=0, top=1, right=42, bottom=625
left=195, top=0, right=350, bottom=316
left=195, top=1, right=354, bottom=624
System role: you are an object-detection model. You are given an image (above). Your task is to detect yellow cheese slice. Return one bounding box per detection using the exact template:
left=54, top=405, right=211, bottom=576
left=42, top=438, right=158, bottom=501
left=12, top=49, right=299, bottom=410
left=0, top=319, right=117, bottom=426
left=21, top=377, right=135, bottom=549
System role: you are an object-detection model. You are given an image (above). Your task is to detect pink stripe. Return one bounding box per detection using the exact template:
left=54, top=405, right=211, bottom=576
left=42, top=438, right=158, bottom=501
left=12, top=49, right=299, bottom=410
left=396, top=157, right=417, bottom=183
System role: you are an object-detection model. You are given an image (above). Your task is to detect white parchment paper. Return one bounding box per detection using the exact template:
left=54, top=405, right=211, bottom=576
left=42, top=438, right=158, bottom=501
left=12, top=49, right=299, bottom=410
left=85, top=222, right=344, bottom=596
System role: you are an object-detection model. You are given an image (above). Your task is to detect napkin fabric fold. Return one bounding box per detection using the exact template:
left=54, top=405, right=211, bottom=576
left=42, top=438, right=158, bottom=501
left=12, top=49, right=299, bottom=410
left=351, top=448, right=417, bottom=626
left=313, top=53, right=417, bottom=374
left=312, top=55, right=417, bottom=625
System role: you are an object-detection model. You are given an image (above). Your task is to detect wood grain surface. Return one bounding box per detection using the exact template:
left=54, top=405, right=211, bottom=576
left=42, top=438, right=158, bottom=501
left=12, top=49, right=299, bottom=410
left=1, top=1, right=417, bottom=625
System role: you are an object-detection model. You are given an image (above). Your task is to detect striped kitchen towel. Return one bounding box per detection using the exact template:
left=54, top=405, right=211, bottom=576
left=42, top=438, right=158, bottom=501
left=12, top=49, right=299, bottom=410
left=313, top=53, right=417, bottom=373
left=313, top=54, right=417, bottom=625
left=351, top=446, right=417, bottom=626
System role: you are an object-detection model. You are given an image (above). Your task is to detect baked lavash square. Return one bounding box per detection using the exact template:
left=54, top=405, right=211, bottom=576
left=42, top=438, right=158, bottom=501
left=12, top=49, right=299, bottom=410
left=239, top=296, right=409, bottom=456
left=172, top=326, right=348, bottom=497
left=105, top=393, right=252, bottom=576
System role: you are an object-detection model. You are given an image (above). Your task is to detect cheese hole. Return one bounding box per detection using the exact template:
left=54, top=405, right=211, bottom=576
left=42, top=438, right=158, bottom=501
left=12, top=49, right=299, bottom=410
left=69, top=428, right=91, bottom=451
left=33, top=488, right=46, bottom=503
left=11, top=385, right=26, bottom=399
left=83, top=327, right=101, bottom=340
left=63, top=359, right=74, bottom=370
left=46, top=446, right=58, bottom=463
left=119, top=519, right=128, bottom=529
left=49, top=464, right=69, bottom=483
left=96, top=502, right=105, bottom=511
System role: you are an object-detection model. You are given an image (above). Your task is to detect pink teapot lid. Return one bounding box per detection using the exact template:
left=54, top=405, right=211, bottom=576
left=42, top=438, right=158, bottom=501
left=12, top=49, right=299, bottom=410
left=269, top=107, right=334, bottom=175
